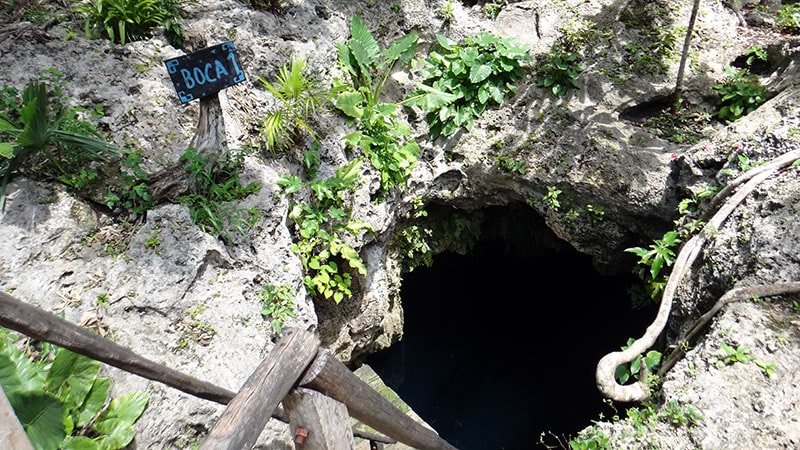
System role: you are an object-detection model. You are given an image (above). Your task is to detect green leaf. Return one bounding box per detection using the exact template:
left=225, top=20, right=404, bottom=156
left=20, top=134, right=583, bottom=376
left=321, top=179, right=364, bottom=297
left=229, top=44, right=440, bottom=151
left=76, top=377, right=110, bottom=428
left=94, top=392, right=148, bottom=450
left=404, top=84, right=457, bottom=110
left=61, top=436, right=100, bottom=450
left=7, top=390, right=67, bottom=450
left=469, top=63, right=492, bottom=83
left=46, top=348, right=100, bottom=409
left=348, top=16, right=381, bottom=73
left=335, top=91, right=365, bottom=118
left=382, top=31, right=418, bottom=68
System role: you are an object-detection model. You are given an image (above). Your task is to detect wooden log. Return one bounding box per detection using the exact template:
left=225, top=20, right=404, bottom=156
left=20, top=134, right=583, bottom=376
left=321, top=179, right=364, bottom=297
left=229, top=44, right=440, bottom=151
left=0, top=292, right=395, bottom=443
left=284, top=387, right=355, bottom=449
left=300, top=349, right=459, bottom=450
left=199, top=329, right=319, bottom=450
left=0, top=386, right=34, bottom=450
left=0, top=291, right=235, bottom=403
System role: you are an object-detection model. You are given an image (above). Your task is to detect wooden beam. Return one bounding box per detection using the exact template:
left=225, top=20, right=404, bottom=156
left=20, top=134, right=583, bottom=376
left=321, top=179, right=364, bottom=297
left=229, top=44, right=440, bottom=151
left=199, top=329, right=319, bottom=450
left=0, top=386, right=34, bottom=450
left=284, top=387, right=355, bottom=449
left=0, top=292, right=235, bottom=403
left=300, top=349, right=459, bottom=450
left=0, top=292, right=395, bottom=443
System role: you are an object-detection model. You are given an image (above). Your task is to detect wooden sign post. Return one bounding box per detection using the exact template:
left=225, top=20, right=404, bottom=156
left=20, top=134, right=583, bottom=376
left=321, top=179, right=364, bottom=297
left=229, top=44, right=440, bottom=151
left=164, top=41, right=246, bottom=103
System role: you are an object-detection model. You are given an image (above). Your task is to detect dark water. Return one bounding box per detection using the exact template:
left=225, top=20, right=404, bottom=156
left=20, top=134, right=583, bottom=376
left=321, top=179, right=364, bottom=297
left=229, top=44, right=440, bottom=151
left=366, top=239, right=656, bottom=450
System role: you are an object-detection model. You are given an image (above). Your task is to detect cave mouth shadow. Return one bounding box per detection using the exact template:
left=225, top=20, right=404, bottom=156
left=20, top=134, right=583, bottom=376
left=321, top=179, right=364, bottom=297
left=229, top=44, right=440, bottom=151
left=365, top=205, right=657, bottom=449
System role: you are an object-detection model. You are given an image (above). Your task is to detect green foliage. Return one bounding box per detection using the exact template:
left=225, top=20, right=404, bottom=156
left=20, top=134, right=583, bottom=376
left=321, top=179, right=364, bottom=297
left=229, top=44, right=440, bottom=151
left=755, top=360, right=776, bottom=379
left=778, top=3, right=800, bottom=34
left=177, top=148, right=262, bottom=243
left=258, top=284, right=296, bottom=334
left=659, top=400, right=704, bottom=428
left=104, top=147, right=155, bottom=215
left=493, top=151, right=526, bottom=176
left=482, top=1, right=503, bottom=19
left=0, top=328, right=148, bottom=449
left=342, top=101, right=420, bottom=200
left=614, top=338, right=662, bottom=385
left=642, top=101, right=711, bottom=145
left=407, top=32, right=531, bottom=140
left=278, top=158, right=369, bottom=303
left=0, top=76, right=118, bottom=210
left=625, top=230, right=681, bottom=301
left=393, top=199, right=432, bottom=273
left=569, top=427, right=610, bottom=450
left=437, top=0, right=454, bottom=22
left=537, top=46, right=583, bottom=98
left=713, top=65, right=767, bottom=123
left=720, top=343, right=753, bottom=365
left=543, top=185, right=562, bottom=211
left=259, top=57, right=326, bottom=153
left=334, top=15, right=418, bottom=109
left=333, top=16, right=420, bottom=200
left=75, top=0, right=185, bottom=47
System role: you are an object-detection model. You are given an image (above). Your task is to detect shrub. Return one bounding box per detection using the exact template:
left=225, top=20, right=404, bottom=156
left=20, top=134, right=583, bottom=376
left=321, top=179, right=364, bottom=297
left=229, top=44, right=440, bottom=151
left=259, top=57, right=326, bottom=153
left=713, top=66, right=767, bottom=122
left=407, top=32, right=531, bottom=140
left=0, top=76, right=118, bottom=210
left=537, top=46, right=583, bottom=98
left=0, top=328, right=148, bottom=449
left=333, top=15, right=420, bottom=199
left=75, top=0, right=185, bottom=47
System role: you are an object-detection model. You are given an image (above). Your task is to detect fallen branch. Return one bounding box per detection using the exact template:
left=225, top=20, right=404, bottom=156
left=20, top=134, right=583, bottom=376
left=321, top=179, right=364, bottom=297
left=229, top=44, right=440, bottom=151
left=595, top=149, right=800, bottom=402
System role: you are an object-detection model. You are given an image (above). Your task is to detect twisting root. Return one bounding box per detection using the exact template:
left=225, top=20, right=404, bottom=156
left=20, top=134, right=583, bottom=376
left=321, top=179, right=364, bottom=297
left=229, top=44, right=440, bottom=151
left=595, top=149, right=800, bottom=402
left=658, top=282, right=800, bottom=376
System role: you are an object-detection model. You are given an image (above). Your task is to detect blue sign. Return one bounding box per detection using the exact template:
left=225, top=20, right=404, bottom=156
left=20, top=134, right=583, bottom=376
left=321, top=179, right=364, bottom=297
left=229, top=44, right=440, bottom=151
left=164, top=41, right=246, bottom=103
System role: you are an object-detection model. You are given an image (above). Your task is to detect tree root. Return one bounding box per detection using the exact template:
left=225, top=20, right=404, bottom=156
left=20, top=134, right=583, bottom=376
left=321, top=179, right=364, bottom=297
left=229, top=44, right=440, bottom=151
left=658, top=282, right=800, bottom=377
left=595, top=149, right=800, bottom=402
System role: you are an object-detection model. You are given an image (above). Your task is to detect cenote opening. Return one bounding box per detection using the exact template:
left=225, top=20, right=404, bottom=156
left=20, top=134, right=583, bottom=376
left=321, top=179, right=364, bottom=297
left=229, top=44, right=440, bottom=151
left=365, top=203, right=657, bottom=449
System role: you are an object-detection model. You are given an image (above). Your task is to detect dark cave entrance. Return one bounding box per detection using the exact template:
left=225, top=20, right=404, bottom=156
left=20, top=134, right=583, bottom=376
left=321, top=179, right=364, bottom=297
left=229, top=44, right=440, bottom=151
left=365, top=203, right=657, bottom=449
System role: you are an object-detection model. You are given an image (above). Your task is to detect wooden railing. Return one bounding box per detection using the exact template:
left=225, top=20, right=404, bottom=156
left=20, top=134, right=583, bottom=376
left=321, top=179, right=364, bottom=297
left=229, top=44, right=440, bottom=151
left=0, top=292, right=458, bottom=450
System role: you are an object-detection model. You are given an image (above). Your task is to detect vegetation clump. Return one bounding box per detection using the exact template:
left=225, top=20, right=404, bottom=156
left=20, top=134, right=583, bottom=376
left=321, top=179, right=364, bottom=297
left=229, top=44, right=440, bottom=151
left=408, top=32, right=530, bottom=139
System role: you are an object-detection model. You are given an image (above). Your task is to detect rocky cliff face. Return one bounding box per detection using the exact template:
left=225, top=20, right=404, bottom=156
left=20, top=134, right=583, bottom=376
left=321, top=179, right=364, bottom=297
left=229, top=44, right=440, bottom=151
left=1, top=0, right=800, bottom=447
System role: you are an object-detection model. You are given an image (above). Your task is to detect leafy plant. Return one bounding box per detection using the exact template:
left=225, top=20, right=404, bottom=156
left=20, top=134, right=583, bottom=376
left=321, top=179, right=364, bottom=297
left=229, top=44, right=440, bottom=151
left=177, top=147, right=262, bottom=243
left=720, top=343, right=753, bottom=365
left=713, top=65, right=767, bottom=122
left=659, top=400, right=703, bottom=428
left=0, top=78, right=118, bottom=210
left=625, top=230, right=681, bottom=301
left=75, top=0, right=185, bottom=47
left=332, top=15, right=420, bottom=199
left=614, top=338, right=662, bottom=384
left=259, top=284, right=296, bottom=334
left=569, top=427, right=610, bottom=450
left=0, top=328, right=149, bottom=449
left=755, top=360, right=776, bottom=379
left=778, top=3, right=800, bottom=34
left=407, top=32, right=531, bottom=140
left=537, top=46, right=583, bottom=98
left=543, top=185, right=562, bottom=211
left=333, top=15, right=418, bottom=112
left=278, top=158, right=369, bottom=303
left=259, top=57, right=326, bottom=153
left=493, top=151, right=526, bottom=176
left=104, top=147, right=156, bottom=215
left=438, top=0, right=454, bottom=22
left=482, top=1, right=503, bottom=19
